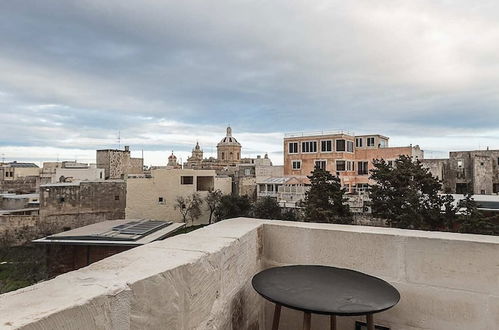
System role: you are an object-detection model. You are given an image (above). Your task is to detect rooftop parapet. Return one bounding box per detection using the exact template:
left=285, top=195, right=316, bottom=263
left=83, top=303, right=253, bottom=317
left=0, top=219, right=498, bottom=329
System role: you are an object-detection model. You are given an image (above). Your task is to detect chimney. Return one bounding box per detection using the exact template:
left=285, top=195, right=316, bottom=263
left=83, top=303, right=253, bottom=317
left=124, top=146, right=130, bottom=152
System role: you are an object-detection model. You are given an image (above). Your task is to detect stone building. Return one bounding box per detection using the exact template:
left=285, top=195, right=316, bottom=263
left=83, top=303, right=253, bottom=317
left=96, top=146, right=144, bottom=179
left=217, top=126, right=241, bottom=165
left=186, top=142, right=204, bottom=167
left=41, top=161, right=104, bottom=184
left=126, top=168, right=232, bottom=223
left=0, top=162, right=40, bottom=194
left=166, top=152, right=182, bottom=169
left=39, top=180, right=126, bottom=232
left=284, top=131, right=423, bottom=193
left=0, top=162, right=40, bottom=180
left=421, top=149, right=499, bottom=194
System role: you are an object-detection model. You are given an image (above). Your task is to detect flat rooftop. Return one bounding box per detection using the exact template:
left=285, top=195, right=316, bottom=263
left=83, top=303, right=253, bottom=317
left=33, top=219, right=185, bottom=246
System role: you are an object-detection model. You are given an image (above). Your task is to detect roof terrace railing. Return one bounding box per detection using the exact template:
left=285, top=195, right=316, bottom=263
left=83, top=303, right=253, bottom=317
left=284, top=130, right=355, bottom=138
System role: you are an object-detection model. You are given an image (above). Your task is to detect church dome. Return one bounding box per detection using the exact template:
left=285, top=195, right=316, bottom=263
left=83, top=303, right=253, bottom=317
left=217, top=126, right=241, bottom=146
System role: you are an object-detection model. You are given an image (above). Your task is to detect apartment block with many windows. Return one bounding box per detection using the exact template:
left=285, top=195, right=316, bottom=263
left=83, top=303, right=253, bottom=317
left=283, top=131, right=423, bottom=193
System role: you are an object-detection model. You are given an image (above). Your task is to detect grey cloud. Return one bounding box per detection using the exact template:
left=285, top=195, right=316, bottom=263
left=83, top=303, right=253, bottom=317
left=1, top=0, right=499, bottom=163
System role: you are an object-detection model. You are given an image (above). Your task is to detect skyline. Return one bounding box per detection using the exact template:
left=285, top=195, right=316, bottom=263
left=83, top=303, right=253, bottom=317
left=2, top=1, right=499, bottom=165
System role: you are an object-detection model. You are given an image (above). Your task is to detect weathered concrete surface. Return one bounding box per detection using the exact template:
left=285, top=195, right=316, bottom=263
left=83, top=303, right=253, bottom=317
left=0, top=218, right=265, bottom=330
left=0, top=218, right=498, bottom=330
left=263, top=221, right=499, bottom=330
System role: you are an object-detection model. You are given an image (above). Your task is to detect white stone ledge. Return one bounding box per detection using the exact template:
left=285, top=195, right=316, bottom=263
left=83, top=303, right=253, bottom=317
left=1, top=218, right=498, bottom=330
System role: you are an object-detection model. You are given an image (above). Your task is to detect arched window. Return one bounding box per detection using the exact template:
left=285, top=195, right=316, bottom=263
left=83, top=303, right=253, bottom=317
left=222, top=152, right=225, bottom=160
left=230, top=152, right=233, bottom=160
left=237, top=152, right=240, bottom=159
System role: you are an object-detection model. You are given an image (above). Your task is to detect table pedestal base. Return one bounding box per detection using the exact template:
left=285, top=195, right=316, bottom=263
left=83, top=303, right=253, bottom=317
left=270, top=303, right=375, bottom=330
left=272, top=304, right=281, bottom=330
left=303, top=312, right=311, bottom=330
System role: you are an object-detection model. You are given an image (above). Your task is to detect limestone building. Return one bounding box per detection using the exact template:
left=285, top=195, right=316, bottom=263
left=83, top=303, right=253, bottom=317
left=96, top=146, right=144, bottom=179
left=421, top=149, right=499, bottom=194
left=41, top=161, right=104, bottom=184
left=126, top=168, right=232, bottom=223
left=39, top=180, right=126, bottom=232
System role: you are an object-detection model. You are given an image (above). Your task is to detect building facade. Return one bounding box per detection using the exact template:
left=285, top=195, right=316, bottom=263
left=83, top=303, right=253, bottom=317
left=41, top=161, right=105, bottom=184
left=126, top=168, right=232, bottom=223
left=96, top=146, right=144, bottom=179
left=422, top=149, right=499, bottom=194
left=283, top=131, right=423, bottom=192
left=39, top=181, right=126, bottom=231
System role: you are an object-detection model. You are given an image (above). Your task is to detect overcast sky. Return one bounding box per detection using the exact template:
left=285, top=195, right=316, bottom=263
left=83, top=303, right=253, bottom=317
left=1, top=1, right=499, bottom=166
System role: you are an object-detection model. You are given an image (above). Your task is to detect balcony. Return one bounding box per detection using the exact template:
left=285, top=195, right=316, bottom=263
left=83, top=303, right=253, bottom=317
left=0, top=218, right=498, bottom=329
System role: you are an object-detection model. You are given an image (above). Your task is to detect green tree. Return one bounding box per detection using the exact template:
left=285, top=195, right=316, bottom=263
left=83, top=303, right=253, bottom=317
left=281, top=208, right=301, bottom=222
left=205, top=189, right=223, bottom=224
left=370, top=155, right=456, bottom=230
left=253, top=196, right=282, bottom=219
left=214, top=195, right=253, bottom=221
left=302, top=166, right=352, bottom=224
left=174, top=193, right=203, bottom=226
left=458, top=193, right=496, bottom=235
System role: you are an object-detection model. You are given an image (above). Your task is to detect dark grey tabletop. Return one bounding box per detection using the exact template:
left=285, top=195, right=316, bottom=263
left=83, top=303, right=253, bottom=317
left=252, top=265, right=400, bottom=316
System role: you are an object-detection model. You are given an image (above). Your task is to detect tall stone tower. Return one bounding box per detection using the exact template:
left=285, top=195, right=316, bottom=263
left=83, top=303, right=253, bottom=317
left=217, top=126, right=241, bottom=164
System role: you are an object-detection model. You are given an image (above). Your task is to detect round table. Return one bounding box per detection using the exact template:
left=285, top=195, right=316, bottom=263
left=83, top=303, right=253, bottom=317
left=252, top=265, right=400, bottom=330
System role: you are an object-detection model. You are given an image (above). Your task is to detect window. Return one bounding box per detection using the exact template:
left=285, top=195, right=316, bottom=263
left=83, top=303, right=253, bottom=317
left=321, top=140, right=332, bottom=152
left=336, top=139, right=346, bottom=152
left=181, top=176, right=194, bottom=184
left=288, top=142, right=299, bottom=154
left=292, top=160, right=301, bottom=170
left=336, top=160, right=346, bottom=171
left=358, top=161, right=369, bottom=175
left=315, top=160, right=327, bottom=170
left=114, top=195, right=120, bottom=201
left=221, top=152, right=225, bottom=160
left=497, top=157, right=499, bottom=166
left=347, top=141, right=354, bottom=152
left=244, top=168, right=251, bottom=176
left=367, top=137, right=375, bottom=147
left=354, top=183, right=369, bottom=194
left=457, top=160, right=463, bottom=168
left=301, top=141, right=317, bottom=153
left=347, top=161, right=353, bottom=171
left=355, top=138, right=363, bottom=148
left=158, top=197, right=165, bottom=204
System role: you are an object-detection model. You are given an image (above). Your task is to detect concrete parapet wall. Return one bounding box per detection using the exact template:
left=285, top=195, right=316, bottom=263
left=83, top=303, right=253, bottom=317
left=0, top=219, right=498, bottom=330
left=0, top=218, right=266, bottom=330
left=263, top=222, right=499, bottom=330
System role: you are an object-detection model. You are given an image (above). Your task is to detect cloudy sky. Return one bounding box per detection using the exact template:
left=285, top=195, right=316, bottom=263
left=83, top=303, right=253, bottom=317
left=1, top=1, right=499, bottom=166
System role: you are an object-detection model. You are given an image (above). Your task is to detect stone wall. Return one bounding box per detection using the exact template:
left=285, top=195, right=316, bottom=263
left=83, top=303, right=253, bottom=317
left=263, top=221, right=499, bottom=330
left=0, top=176, right=39, bottom=194
left=0, top=219, right=498, bottom=330
left=0, top=218, right=265, bottom=329
left=40, top=181, right=126, bottom=231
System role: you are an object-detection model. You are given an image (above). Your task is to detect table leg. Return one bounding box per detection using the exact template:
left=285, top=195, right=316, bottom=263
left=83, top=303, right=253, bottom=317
left=330, top=315, right=337, bottom=330
left=303, top=312, right=311, bottom=330
left=366, top=314, right=374, bottom=330
left=272, top=304, right=281, bottom=330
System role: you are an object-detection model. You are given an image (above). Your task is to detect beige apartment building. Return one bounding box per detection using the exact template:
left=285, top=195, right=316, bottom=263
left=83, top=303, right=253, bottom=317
left=126, top=168, right=232, bottom=224
left=0, top=162, right=40, bottom=181
left=284, top=131, right=423, bottom=193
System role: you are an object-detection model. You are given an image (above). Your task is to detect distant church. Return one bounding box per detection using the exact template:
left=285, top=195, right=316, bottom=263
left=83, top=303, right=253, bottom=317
left=184, top=126, right=243, bottom=169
